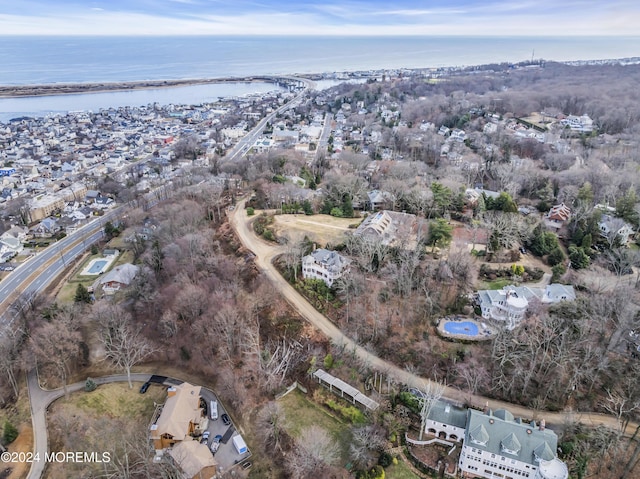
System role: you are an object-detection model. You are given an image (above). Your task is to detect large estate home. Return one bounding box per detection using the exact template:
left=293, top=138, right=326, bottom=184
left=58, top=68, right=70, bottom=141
left=559, top=114, right=594, bottom=133
left=477, top=284, right=575, bottom=330
left=301, top=248, right=350, bottom=287
left=353, top=209, right=423, bottom=248
left=425, top=401, right=568, bottom=479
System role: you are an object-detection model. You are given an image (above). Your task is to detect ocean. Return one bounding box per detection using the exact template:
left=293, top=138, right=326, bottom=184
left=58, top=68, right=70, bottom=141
left=0, top=35, right=638, bottom=121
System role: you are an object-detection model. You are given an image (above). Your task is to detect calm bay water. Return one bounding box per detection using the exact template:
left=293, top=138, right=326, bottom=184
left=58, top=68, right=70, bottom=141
left=0, top=82, right=283, bottom=123
left=0, top=35, right=638, bottom=121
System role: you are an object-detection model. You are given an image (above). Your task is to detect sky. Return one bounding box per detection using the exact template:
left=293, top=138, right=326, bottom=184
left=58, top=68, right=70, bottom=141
left=0, top=0, right=639, bottom=36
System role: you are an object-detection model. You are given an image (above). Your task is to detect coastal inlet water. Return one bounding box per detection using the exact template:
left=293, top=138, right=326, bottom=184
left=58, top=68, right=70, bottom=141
left=0, top=82, right=284, bottom=123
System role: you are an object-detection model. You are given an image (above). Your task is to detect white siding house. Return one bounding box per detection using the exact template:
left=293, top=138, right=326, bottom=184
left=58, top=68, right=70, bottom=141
left=301, top=249, right=350, bottom=287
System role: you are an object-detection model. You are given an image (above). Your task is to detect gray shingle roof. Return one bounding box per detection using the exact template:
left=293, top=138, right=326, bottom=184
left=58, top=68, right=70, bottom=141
left=428, top=400, right=468, bottom=429
left=307, top=249, right=349, bottom=274
left=465, top=409, right=559, bottom=466
left=99, top=263, right=139, bottom=286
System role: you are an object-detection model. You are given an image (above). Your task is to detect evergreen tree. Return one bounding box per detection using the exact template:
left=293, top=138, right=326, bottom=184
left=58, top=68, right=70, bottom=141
left=429, top=218, right=453, bottom=251
left=568, top=245, right=590, bottom=269
left=3, top=421, right=18, bottom=444
left=74, top=284, right=92, bottom=303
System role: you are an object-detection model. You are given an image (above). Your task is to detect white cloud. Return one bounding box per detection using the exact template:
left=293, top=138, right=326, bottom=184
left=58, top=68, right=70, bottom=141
left=0, top=3, right=638, bottom=37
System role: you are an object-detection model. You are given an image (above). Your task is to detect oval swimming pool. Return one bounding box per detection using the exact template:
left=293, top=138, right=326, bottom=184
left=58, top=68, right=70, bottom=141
left=443, top=321, right=479, bottom=336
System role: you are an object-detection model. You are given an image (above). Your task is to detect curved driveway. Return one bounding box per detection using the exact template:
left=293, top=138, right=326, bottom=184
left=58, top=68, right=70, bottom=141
left=26, top=370, right=154, bottom=479
left=229, top=200, right=637, bottom=434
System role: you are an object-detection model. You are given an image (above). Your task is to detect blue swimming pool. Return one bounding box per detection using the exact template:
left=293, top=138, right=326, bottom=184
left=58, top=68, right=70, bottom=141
left=87, top=259, right=108, bottom=274
left=443, top=321, right=479, bottom=336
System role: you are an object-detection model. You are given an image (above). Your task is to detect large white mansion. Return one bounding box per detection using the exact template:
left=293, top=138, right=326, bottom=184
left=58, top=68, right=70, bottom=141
left=477, top=284, right=575, bottom=330
left=425, top=401, right=568, bottom=479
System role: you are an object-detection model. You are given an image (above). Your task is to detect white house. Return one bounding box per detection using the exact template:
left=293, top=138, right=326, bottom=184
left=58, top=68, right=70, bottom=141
left=477, top=284, right=575, bottom=330
left=459, top=408, right=568, bottom=479
left=477, top=288, right=529, bottom=330
left=302, top=249, right=350, bottom=287
left=420, top=401, right=568, bottom=479
left=598, top=214, right=635, bottom=246
left=424, top=400, right=468, bottom=442
left=560, top=114, right=594, bottom=133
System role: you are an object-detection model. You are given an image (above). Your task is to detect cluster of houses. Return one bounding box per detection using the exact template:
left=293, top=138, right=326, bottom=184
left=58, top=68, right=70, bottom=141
left=149, top=381, right=248, bottom=478
left=150, top=382, right=217, bottom=478
left=0, top=87, right=296, bottom=244
left=543, top=202, right=635, bottom=245
left=424, top=400, right=568, bottom=479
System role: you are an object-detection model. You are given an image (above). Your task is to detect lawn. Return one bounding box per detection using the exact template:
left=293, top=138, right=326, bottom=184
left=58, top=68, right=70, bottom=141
left=73, top=381, right=163, bottom=418
left=478, top=278, right=512, bottom=290
left=45, top=382, right=166, bottom=479
left=385, top=460, right=422, bottom=479
left=272, top=213, right=360, bottom=247
left=278, top=389, right=353, bottom=463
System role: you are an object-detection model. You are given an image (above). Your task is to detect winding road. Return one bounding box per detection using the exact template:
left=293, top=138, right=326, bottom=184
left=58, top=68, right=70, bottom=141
left=26, top=371, right=154, bottom=479
left=229, top=200, right=637, bottom=435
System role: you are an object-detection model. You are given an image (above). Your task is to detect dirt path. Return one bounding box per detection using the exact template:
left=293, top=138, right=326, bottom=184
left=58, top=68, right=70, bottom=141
left=229, top=200, right=637, bottom=435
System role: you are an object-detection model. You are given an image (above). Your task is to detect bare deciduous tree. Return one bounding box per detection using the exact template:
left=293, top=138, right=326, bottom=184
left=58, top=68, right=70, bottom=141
left=418, top=380, right=446, bottom=441
left=257, top=401, right=287, bottom=452
left=0, top=321, right=27, bottom=398
left=286, top=425, right=340, bottom=478
left=29, top=309, right=82, bottom=397
left=99, top=307, right=155, bottom=389
left=349, top=424, right=387, bottom=469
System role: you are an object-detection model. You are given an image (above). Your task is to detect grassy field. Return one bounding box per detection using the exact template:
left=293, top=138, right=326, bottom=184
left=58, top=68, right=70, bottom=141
left=272, top=213, right=361, bottom=247
left=73, top=381, right=163, bottom=418
left=385, top=460, right=422, bottom=479
left=478, top=278, right=512, bottom=290
left=45, top=382, right=166, bottom=479
left=278, top=389, right=352, bottom=463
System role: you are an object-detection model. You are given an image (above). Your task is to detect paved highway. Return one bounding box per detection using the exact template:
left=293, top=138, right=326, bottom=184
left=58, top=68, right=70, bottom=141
left=225, top=77, right=314, bottom=162
left=0, top=209, right=122, bottom=327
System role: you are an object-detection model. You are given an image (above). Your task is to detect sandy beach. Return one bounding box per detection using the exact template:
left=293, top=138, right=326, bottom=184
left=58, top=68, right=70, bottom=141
left=0, top=77, right=270, bottom=98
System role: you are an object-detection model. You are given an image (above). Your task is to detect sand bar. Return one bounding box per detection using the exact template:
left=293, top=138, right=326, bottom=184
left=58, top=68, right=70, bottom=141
left=0, top=77, right=277, bottom=98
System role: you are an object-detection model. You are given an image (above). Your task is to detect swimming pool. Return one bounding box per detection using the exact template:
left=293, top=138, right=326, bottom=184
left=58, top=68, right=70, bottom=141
left=87, top=259, right=108, bottom=274
left=443, top=321, right=479, bottom=336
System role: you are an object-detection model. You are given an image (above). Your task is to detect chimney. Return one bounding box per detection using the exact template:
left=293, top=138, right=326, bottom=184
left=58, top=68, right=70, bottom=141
left=313, top=243, right=317, bottom=251
left=484, top=401, right=490, bottom=414
left=539, top=419, right=545, bottom=431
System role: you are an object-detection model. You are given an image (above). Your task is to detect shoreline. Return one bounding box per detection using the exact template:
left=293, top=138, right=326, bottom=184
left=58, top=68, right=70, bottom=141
left=0, top=77, right=280, bottom=99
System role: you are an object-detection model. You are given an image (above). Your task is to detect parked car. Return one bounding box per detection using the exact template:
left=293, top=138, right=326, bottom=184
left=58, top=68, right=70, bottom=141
left=210, top=435, right=222, bottom=454
left=221, top=413, right=231, bottom=426
left=139, top=382, right=150, bottom=394
left=242, top=462, right=252, bottom=470
left=201, top=431, right=210, bottom=445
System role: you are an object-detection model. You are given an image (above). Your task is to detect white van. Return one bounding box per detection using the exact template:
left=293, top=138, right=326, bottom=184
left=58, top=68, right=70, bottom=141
left=210, top=400, right=218, bottom=420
